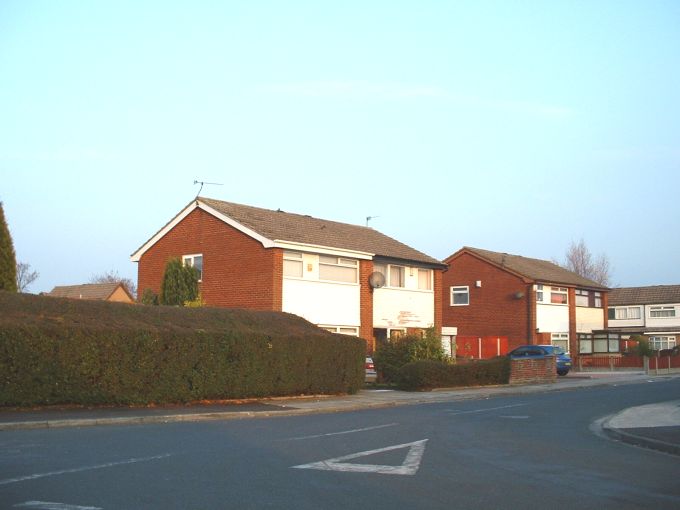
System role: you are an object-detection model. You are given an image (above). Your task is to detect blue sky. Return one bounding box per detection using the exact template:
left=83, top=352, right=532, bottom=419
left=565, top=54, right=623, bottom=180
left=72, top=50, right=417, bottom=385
left=2, top=0, right=679, bottom=294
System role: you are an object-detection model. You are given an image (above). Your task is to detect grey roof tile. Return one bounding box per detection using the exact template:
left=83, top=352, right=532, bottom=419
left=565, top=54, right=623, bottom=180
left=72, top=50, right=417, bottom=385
left=198, top=197, right=444, bottom=267
left=609, top=285, right=680, bottom=306
left=453, top=246, right=608, bottom=289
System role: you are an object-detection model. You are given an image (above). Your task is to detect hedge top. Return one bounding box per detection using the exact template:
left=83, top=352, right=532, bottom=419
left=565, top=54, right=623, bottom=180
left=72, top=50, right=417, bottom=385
left=0, top=291, right=332, bottom=336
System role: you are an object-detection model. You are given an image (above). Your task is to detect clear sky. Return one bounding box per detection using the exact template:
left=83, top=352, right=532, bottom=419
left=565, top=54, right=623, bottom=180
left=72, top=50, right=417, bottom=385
left=2, top=0, right=679, bottom=294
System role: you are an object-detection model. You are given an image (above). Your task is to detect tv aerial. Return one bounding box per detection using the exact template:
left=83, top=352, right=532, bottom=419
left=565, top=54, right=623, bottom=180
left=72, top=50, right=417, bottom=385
left=366, top=215, right=380, bottom=227
left=194, top=180, right=224, bottom=197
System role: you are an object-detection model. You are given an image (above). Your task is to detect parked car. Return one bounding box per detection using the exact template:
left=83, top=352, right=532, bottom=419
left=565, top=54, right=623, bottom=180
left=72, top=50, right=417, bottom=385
left=365, top=356, right=377, bottom=383
left=508, top=344, right=572, bottom=376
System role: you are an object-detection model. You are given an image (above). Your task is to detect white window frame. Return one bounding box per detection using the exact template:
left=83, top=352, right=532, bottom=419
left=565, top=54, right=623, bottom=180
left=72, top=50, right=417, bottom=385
left=575, top=289, right=589, bottom=307
left=594, top=291, right=602, bottom=308
left=319, top=255, right=358, bottom=284
left=611, top=306, right=642, bottom=320
left=450, top=286, right=470, bottom=306
left=283, top=250, right=303, bottom=278
left=650, top=306, right=676, bottom=318
left=417, top=268, right=432, bottom=290
left=321, top=325, right=360, bottom=337
left=389, top=265, right=406, bottom=288
left=536, top=284, right=544, bottom=302
left=182, top=254, right=203, bottom=282
left=551, top=333, right=569, bottom=353
left=649, top=336, right=677, bottom=351
left=550, top=286, right=568, bottom=305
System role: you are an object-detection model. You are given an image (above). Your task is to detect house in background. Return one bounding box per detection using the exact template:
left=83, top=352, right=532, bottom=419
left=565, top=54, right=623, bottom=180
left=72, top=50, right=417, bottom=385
left=441, top=247, right=610, bottom=357
left=608, top=285, right=680, bottom=351
left=131, top=197, right=445, bottom=351
left=46, top=282, right=135, bottom=304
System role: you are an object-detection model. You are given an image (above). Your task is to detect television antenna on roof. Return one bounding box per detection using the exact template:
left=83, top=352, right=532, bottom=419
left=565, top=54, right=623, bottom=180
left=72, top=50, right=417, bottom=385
left=366, top=215, right=380, bottom=227
left=194, top=180, right=224, bottom=197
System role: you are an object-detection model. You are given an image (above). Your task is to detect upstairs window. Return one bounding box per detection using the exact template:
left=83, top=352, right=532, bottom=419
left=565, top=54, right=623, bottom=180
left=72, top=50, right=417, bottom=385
left=451, top=286, right=470, bottom=306
left=575, top=289, right=589, bottom=307
left=650, top=306, right=676, bottom=318
left=550, top=287, right=568, bottom=305
left=536, top=284, right=544, bottom=302
left=593, top=292, right=602, bottom=308
left=418, top=269, right=432, bottom=290
left=319, top=255, right=358, bottom=283
left=609, top=306, right=642, bottom=320
left=283, top=250, right=303, bottom=278
left=389, top=265, right=405, bottom=288
left=182, top=254, right=203, bottom=281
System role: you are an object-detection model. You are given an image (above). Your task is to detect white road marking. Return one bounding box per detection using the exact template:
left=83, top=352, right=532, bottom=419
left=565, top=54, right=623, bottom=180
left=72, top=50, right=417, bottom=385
left=284, top=423, right=399, bottom=441
left=292, top=439, right=428, bottom=475
left=445, top=403, right=528, bottom=415
left=0, top=454, right=171, bottom=486
left=500, top=415, right=530, bottom=419
left=14, top=502, right=102, bottom=510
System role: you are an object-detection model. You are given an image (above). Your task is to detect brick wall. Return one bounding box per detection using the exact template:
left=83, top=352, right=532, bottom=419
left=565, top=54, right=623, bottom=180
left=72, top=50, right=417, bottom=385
left=509, top=356, right=557, bottom=385
left=137, top=208, right=281, bottom=310
left=359, top=260, right=374, bottom=351
left=442, top=252, right=533, bottom=351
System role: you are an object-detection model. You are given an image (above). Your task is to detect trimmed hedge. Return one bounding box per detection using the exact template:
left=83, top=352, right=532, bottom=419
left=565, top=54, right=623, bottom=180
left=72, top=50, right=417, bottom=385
left=396, top=357, right=511, bottom=391
left=0, top=291, right=364, bottom=406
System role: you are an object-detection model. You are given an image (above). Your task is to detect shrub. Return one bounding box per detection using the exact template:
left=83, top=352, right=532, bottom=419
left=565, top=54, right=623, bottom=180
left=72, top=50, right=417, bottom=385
left=160, top=258, right=199, bottom=306
left=0, top=291, right=364, bottom=406
left=373, top=328, right=447, bottom=382
left=140, top=288, right=159, bottom=305
left=397, top=357, right=511, bottom=391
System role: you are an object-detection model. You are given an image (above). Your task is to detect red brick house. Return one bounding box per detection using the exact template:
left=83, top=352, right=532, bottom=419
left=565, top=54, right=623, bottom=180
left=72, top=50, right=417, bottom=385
left=441, top=247, right=610, bottom=357
left=131, top=197, right=445, bottom=351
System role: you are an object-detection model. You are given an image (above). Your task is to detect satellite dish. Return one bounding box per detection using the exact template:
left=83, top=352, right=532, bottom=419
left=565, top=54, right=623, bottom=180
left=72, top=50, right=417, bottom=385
left=368, top=271, right=386, bottom=289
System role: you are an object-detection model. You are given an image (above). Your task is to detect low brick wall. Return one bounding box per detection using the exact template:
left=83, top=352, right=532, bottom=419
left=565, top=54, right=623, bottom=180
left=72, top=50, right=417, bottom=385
left=509, top=356, right=556, bottom=385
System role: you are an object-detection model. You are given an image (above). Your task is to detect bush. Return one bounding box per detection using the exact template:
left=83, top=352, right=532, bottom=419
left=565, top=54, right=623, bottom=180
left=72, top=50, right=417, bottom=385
left=160, top=258, right=199, bottom=306
left=397, top=357, right=511, bottom=391
left=372, top=328, right=447, bottom=382
left=0, top=291, right=365, bottom=406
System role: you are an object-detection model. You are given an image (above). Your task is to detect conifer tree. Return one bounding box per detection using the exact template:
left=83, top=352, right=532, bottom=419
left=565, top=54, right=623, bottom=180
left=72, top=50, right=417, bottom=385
left=0, top=202, right=18, bottom=292
left=160, top=258, right=199, bottom=305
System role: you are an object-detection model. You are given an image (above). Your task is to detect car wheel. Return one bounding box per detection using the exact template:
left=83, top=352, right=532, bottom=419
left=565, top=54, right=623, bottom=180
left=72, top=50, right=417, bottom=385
left=557, top=370, right=568, bottom=376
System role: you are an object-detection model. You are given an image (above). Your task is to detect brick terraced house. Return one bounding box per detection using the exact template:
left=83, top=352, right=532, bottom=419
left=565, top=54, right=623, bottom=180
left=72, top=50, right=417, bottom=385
left=608, top=285, right=680, bottom=351
left=441, top=247, right=610, bottom=358
left=131, top=197, right=445, bottom=351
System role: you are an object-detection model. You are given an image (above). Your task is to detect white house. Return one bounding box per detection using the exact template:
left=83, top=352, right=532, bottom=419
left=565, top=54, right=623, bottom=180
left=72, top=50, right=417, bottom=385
left=608, top=285, right=680, bottom=351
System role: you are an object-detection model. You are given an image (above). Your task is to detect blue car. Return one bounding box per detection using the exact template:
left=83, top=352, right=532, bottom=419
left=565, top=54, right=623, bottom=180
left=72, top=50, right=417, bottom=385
left=508, top=344, right=572, bottom=376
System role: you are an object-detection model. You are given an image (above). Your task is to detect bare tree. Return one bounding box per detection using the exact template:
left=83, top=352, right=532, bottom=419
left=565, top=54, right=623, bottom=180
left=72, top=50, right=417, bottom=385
left=16, top=262, right=39, bottom=293
left=90, top=270, right=137, bottom=298
left=560, top=239, right=611, bottom=286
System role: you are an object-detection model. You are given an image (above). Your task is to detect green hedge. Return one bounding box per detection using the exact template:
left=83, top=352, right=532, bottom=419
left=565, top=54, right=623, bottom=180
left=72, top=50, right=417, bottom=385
left=396, top=357, right=511, bottom=391
left=0, top=292, right=364, bottom=406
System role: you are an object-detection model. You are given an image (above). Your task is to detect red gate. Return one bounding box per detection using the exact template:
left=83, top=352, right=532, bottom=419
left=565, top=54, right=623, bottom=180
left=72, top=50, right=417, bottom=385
left=456, top=336, right=509, bottom=359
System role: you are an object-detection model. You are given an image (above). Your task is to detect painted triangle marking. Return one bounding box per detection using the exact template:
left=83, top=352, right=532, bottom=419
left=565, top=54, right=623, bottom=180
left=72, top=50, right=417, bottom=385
left=291, top=439, right=428, bottom=476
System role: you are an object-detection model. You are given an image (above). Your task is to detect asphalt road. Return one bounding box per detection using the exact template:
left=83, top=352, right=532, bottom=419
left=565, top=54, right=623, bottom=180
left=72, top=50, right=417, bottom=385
left=1, top=378, right=680, bottom=510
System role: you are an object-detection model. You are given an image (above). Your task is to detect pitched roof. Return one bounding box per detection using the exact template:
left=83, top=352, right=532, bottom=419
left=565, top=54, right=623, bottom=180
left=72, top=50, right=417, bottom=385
left=450, top=247, right=608, bottom=289
left=133, top=197, right=444, bottom=267
left=609, top=285, right=680, bottom=306
left=47, top=283, right=131, bottom=301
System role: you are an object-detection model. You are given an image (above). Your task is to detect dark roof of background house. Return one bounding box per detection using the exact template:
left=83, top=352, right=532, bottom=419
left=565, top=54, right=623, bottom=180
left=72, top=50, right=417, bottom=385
left=47, top=283, right=130, bottom=301
left=198, top=197, right=444, bottom=267
left=609, top=285, right=680, bottom=306
left=455, top=247, right=608, bottom=289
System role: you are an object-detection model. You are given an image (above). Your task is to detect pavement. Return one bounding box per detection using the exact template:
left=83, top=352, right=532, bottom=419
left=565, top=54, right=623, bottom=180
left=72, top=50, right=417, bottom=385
left=2, top=371, right=679, bottom=456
